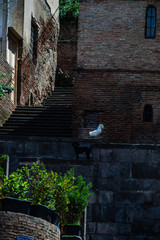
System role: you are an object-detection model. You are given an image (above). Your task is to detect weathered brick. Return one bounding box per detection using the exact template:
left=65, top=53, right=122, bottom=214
left=72, top=0, right=160, bottom=143
left=0, top=212, right=60, bottom=240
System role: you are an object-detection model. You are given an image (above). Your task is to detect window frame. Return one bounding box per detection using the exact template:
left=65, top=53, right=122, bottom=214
left=143, top=104, right=153, bottom=123
left=30, top=20, right=38, bottom=63
left=145, top=5, right=157, bottom=39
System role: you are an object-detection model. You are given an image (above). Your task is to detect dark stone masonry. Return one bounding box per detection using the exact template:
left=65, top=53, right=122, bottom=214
left=1, top=137, right=160, bottom=239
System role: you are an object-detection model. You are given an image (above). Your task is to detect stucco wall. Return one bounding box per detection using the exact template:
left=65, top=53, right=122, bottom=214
left=0, top=0, right=3, bottom=38
left=8, top=0, right=24, bottom=38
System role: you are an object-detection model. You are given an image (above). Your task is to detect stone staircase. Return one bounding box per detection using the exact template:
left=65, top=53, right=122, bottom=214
left=0, top=87, right=73, bottom=137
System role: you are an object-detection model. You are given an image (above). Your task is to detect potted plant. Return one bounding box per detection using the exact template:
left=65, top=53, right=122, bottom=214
left=0, top=165, right=31, bottom=214
left=24, top=162, right=59, bottom=226
left=53, top=169, right=93, bottom=238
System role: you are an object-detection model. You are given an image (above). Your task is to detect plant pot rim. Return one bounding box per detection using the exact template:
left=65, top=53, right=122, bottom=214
left=0, top=197, right=31, bottom=203
left=31, top=204, right=58, bottom=213
left=65, top=224, right=82, bottom=227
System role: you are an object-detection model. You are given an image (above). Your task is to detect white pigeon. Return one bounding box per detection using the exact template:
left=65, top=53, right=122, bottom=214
left=89, top=124, right=104, bottom=138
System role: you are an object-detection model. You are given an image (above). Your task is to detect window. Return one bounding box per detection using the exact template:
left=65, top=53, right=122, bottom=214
left=84, top=111, right=99, bottom=128
left=143, top=105, right=153, bottom=122
left=30, top=21, right=38, bottom=62
left=145, top=6, right=156, bottom=39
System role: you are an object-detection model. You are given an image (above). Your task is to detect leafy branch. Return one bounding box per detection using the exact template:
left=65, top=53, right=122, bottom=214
left=0, top=73, right=14, bottom=100
left=0, top=155, right=7, bottom=180
left=59, top=0, right=79, bottom=20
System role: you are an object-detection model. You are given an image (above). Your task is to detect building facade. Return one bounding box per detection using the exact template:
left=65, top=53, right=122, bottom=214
left=0, top=0, right=59, bottom=124
left=73, top=0, right=160, bottom=143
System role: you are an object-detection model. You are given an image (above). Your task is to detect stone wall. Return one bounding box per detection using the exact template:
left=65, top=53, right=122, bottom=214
left=73, top=0, right=160, bottom=143
left=1, top=137, right=160, bottom=239
left=0, top=211, right=60, bottom=240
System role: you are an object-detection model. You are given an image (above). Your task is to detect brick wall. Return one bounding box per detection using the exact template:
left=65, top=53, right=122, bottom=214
left=0, top=211, right=60, bottom=240
left=77, top=0, right=160, bottom=71
left=74, top=0, right=160, bottom=143
left=73, top=70, right=160, bottom=143
left=20, top=17, right=59, bottom=106
left=56, top=20, right=77, bottom=86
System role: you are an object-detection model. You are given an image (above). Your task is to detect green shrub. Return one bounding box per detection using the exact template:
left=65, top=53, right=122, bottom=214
left=0, top=167, right=29, bottom=200
left=59, top=0, right=79, bottom=20
left=24, top=161, right=56, bottom=210
left=52, top=168, right=93, bottom=225
left=0, top=161, right=93, bottom=225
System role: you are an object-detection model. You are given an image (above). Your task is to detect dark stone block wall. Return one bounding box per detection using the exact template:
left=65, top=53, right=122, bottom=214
left=1, top=137, right=160, bottom=239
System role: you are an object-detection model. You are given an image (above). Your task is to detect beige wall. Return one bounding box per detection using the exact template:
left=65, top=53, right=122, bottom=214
left=23, top=0, right=59, bottom=53
left=0, top=0, right=3, bottom=38
left=0, top=0, right=59, bottom=55
left=47, top=0, right=59, bottom=20
left=8, top=0, right=24, bottom=38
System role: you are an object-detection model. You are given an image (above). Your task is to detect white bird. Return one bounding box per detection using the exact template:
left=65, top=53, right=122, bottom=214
left=89, top=124, right=104, bottom=138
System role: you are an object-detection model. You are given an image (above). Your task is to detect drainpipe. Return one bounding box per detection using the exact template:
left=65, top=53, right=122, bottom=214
left=2, top=0, right=9, bottom=58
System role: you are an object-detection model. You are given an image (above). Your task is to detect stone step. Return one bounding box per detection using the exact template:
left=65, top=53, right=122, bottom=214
left=0, top=87, right=73, bottom=138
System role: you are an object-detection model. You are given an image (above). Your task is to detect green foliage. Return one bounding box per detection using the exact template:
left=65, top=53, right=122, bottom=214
left=0, top=162, right=93, bottom=225
left=0, top=73, right=14, bottom=100
left=64, top=175, right=93, bottom=224
left=52, top=169, right=75, bottom=224
left=52, top=168, right=93, bottom=225
left=24, top=161, right=56, bottom=210
left=0, top=167, right=30, bottom=200
left=59, top=0, right=79, bottom=20
left=0, top=154, right=7, bottom=180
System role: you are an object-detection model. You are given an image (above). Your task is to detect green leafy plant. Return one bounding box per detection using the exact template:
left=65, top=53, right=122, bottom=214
left=24, top=161, right=56, bottom=210
left=59, top=0, right=79, bottom=20
left=51, top=169, right=75, bottom=224
left=66, top=175, right=93, bottom=224
left=53, top=168, right=93, bottom=225
left=0, top=154, right=7, bottom=180
left=0, top=161, right=93, bottom=226
left=0, top=73, right=14, bottom=100
left=0, top=167, right=30, bottom=200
